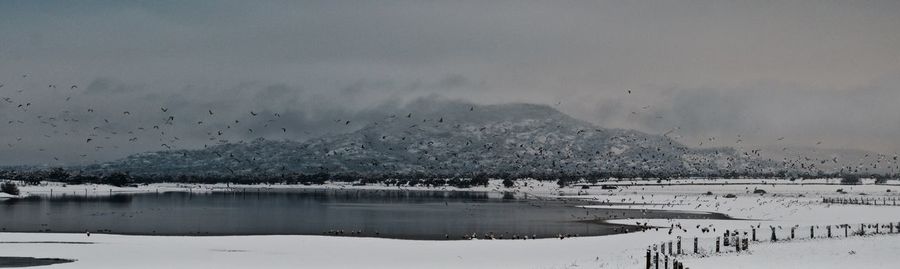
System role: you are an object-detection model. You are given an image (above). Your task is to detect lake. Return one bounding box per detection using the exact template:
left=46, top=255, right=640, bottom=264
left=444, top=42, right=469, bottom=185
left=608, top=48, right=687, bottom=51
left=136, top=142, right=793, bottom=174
left=0, top=189, right=725, bottom=240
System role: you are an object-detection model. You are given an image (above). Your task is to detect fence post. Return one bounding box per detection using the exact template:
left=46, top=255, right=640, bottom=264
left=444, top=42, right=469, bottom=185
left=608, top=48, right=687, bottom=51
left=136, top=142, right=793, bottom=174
left=844, top=225, right=849, bottom=237
left=664, top=255, right=669, bottom=269
left=827, top=225, right=832, bottom=238
left=693, top=237, right=698, bottom=254
left=810, top=226, right=814, bottom=238
left=876, top=223, right=879, bottom=234
left=723, top=230, right=730, bottom=246
left=668, top=241, right=673, bottom=256
left=752, top=227, right=756, bottom=241
left=677, top=237, right=682, bottom=255
left=735, top=235, right=740, bottom=252
left=771, top=227, right=777, bottom=242
left=655, top=251, right=659, bottom=269
left=661, top=242, right=666, bottom=256
left=715, top=237, right=720, bottom=253
left=791, top=227, right=795, bottom=239
left=646, top=249, right=651, bottom=269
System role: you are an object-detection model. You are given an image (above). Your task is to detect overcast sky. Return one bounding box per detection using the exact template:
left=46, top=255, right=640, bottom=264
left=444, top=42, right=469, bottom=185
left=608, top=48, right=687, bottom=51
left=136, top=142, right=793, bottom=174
left=1, top=0, right=899, bottom=165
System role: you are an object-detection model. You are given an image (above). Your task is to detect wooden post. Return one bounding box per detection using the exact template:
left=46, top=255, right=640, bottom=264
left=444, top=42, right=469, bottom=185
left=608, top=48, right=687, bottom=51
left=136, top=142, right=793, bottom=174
left=771, top=227, right=777, bottom=242
left=876, top=223, right=880, bottom=234
left=752, top=227, right=756, bottom=241
left=810, top=226, right=814, bottom=238
left=827, top=225, right=832, bottom=238
left=655, top=251, right=659, bottom=269
left=791, top=227, right=795, bottom=239
left=693, top=237, right=698, bottom=254
left=844, top=225, right=849, bottom=237
left=646, top=249, right=651, bottom=269
left=677, top=237, right=682, bottom=255
left=723, top=230, right=730, bottom=246
left=715, top=237, right=720, bottom=253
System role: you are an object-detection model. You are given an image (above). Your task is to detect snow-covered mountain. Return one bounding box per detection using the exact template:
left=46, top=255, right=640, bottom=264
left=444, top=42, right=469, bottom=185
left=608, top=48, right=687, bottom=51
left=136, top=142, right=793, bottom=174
left=86, top=101, right=778, bottom=177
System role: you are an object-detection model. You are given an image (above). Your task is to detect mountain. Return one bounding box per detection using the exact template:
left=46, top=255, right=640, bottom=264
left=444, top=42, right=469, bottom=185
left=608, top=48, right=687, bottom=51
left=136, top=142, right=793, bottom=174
left=85, top=101, right=779, bottom=177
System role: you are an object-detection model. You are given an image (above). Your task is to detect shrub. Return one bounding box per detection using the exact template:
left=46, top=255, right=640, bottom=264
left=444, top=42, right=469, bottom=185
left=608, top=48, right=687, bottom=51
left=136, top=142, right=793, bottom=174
left=1, top=181, right=20, bottom=196
left=470, top=174, right=490, bottom=187
left=101, top=173, right=131, bottom=187
left=840, top=175, right=861, bottom=185
left=502, top=178, right=514, bottom=188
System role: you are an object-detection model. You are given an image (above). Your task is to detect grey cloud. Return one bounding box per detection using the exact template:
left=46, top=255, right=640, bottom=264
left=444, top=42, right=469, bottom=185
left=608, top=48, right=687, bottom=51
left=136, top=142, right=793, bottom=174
left=83, top=78, right=140, bottom=95
left=0, top=0, right=899, bottom=165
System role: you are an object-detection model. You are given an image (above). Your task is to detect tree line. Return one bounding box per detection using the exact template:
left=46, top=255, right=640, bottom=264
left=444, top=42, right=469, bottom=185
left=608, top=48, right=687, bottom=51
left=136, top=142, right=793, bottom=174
left=0, top=168, right=896, bottom=189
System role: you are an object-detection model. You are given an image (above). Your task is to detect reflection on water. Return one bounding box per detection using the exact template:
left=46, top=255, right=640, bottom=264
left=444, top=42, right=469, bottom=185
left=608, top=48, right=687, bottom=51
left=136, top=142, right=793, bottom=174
left=0, top=189, right=721, bottom=240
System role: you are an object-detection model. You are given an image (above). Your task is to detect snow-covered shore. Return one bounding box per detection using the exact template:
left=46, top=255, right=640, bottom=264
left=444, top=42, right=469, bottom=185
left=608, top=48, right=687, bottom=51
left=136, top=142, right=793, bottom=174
left=2, top=230, right=897, bottom=268
left=2, top=178, right=899, bottom=268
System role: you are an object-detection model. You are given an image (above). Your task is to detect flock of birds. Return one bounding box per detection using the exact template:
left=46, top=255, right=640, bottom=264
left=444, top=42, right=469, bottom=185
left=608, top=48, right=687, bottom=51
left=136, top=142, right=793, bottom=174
left=1, top=75, right=898, bottom=178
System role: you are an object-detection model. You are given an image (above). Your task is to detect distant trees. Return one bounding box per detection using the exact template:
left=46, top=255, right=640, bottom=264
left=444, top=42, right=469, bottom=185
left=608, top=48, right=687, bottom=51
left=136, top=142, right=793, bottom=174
left=0, top=167, right=895, bottom=187
left=1, top=181, right=20, bottom=196
left=471, top=174, right=489, bottom=187
left=101, top=173, right=131, bottom=187
left=48, top=168, right=69, bottom=181
left=840, top=175, right=861, bottom=185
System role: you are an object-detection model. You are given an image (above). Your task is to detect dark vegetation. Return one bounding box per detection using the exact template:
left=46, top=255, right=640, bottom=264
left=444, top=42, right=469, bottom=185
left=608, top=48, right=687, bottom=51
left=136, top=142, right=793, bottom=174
left=0, top=168, right=895, bottom=188
left=840, top=174, right=862, bottom=185
left=1, top=181, right=20, bottom=195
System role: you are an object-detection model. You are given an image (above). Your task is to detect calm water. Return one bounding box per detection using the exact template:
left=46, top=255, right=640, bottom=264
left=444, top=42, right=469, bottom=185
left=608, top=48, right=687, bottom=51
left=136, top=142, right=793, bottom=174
left=0, top=189, right=724, bottom=240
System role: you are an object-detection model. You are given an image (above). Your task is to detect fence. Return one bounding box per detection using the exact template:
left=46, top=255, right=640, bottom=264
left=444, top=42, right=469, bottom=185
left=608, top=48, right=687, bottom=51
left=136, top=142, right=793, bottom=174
left=644, top=222, right=900, bottom=269
left=822, top=197, right=900, bottom=206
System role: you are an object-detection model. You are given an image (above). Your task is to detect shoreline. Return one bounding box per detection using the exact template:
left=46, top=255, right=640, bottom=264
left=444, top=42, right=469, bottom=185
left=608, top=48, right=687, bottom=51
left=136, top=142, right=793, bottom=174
left=2, top=178, right=899, bottom=268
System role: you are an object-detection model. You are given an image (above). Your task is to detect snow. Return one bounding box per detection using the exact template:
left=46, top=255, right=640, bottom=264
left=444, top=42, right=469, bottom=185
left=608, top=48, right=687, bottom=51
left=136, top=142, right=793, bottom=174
left=2, top=178, right=900, bottom=268
left=682, top=234, right=900, bottom=269
left=0, top=232, right=657, bottom=269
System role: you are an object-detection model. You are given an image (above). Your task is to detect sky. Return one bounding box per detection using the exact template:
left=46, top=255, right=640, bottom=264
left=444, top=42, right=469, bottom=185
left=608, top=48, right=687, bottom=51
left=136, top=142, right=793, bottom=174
left=1, top=0, right=899, bottom=165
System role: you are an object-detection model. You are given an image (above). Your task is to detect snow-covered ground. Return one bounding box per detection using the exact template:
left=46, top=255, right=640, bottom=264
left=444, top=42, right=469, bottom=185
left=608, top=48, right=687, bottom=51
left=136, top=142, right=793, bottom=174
left=2, top=178, right=899, bottom=268
left=684, top=234, right=900, bottom=269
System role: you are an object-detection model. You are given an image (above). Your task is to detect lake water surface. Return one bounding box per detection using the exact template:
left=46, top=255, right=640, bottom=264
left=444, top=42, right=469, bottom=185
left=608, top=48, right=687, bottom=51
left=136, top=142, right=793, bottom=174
left=0, top=189, right=725, bottom=240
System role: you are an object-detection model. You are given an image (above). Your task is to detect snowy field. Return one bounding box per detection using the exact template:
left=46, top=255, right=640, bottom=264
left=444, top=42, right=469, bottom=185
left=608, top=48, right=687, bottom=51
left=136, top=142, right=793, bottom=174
left=2, top=178, right=899, bottom=268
